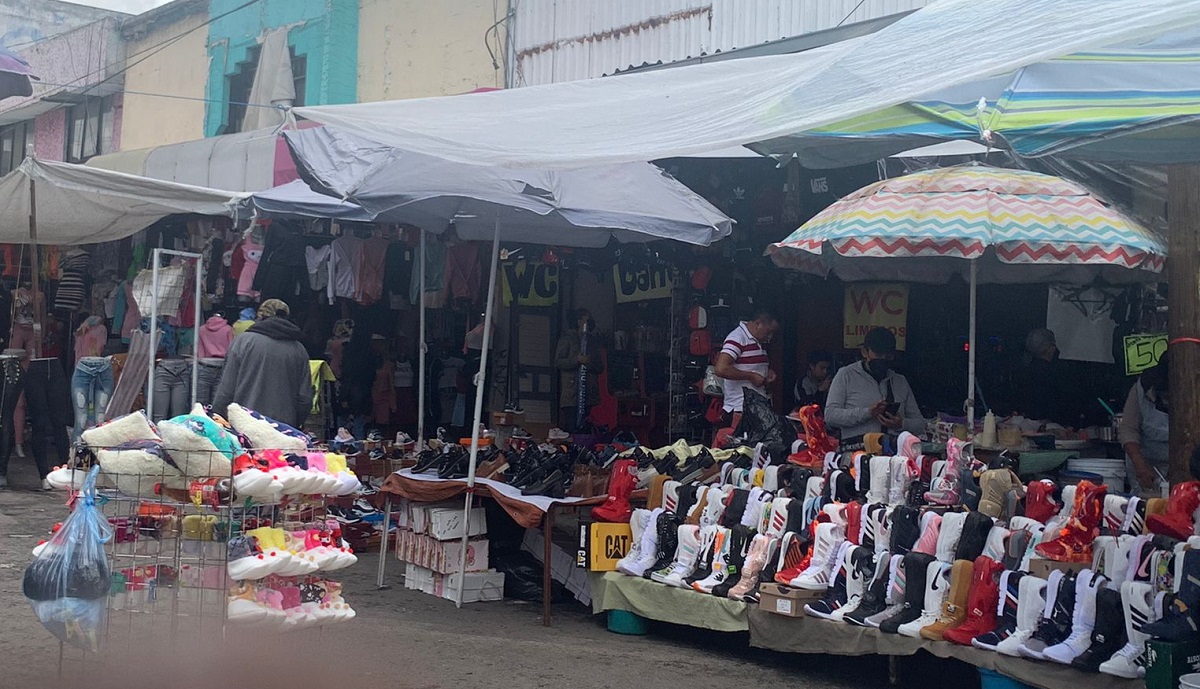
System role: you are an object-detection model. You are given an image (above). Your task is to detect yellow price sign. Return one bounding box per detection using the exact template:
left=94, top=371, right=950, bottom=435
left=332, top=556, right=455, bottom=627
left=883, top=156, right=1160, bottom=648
left=1123, top=333, right=1167, bottom=376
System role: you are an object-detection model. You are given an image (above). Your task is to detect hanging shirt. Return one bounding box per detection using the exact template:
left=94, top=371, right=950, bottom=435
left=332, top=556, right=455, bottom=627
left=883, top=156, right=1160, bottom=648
left=331, top=235, right=363, bottom=301
left=356, top=236, right=391, bottom=305
left=445, top=243, right=482, bottom=301
left=410, top=239, right=447, bottom=305
left=236, top=240, right=263, bottom=298
left=306, top=244, right=333, bottom=303
left=384, top=242, right=413, bottom=307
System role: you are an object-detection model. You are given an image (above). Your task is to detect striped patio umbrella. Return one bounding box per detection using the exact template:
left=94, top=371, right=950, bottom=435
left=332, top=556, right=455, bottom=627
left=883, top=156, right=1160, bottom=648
left=766, top=163, right=1164, bottom=427
left=787, top=26, right=1200, bottom=168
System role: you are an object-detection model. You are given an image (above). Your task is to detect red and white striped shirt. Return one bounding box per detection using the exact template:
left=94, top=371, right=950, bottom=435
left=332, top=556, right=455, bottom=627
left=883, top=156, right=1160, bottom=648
left=720, top=322, right=769, bottom=412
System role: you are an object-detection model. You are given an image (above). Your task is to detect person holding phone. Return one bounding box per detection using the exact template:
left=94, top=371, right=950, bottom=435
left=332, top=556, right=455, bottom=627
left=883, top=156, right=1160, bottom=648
left=825, top=327, right=925, bottom=443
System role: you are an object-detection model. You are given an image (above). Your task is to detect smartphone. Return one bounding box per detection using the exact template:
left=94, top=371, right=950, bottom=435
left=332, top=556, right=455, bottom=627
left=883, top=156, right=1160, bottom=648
left=884, top=402, right=900, bottom=417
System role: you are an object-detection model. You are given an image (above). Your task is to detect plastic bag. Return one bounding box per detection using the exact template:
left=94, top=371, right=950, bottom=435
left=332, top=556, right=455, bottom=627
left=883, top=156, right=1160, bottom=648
left=702, top=366, right=724, bottom=397
left=23, top=466, right=112, bottom=651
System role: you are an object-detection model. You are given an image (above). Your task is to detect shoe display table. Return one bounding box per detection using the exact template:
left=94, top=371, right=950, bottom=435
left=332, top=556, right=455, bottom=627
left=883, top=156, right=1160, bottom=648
left=590, top=572, right=750, bottom=632
left=748, top=610, right=1143, bottom=689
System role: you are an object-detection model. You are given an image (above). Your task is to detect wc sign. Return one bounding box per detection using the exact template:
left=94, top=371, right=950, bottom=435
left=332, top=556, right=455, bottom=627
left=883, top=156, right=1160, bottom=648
left=501, top=261, right=559, bottom=306
left=843, top=283, right=908, bottom=351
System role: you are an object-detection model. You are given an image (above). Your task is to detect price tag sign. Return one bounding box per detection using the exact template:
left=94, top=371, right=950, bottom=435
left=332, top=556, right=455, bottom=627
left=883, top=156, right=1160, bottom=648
left=1123, top=333, right=1167, bottom=376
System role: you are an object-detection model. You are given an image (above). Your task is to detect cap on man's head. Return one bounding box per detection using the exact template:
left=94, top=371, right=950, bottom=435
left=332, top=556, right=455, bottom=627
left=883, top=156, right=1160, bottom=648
left=862, top=327, right=897, bottom=355
left=257, top=299, right=290, bottom=320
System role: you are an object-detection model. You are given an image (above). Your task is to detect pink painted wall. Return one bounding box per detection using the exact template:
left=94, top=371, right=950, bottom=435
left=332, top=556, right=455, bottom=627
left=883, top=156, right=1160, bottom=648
left=33, top=109, right=64, bottom=161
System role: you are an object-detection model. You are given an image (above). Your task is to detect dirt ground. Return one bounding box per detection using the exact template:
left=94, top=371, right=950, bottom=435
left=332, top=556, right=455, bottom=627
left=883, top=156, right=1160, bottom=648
left=0, top=458, right=977, bottom=689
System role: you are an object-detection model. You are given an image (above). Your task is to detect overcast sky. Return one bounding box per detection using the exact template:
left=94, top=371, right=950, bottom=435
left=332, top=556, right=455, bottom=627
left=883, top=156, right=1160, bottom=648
left=70, top=0, right=174, bottom=14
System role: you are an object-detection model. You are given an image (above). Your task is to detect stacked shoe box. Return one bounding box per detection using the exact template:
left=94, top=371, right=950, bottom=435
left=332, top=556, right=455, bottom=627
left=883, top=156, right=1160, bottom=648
left=397, top=499, right=505, bottom=603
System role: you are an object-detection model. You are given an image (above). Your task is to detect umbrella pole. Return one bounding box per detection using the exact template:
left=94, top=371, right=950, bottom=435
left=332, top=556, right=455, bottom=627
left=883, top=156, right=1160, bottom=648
left=456, top=219, right=501, bottom=608
left=27, top=178, right=40, bottom=358
left=417, top=229, right=427, bottom=449
left=967, top=259, right=978, bottom=433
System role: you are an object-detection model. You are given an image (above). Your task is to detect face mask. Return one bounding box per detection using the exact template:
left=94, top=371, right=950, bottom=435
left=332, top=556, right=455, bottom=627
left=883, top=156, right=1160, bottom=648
left=867, top=359, right=890, bottom=380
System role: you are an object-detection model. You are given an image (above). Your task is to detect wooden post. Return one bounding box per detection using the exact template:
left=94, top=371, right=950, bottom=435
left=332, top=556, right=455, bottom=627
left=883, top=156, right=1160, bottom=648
left=27, top=178, right=40, bottom=358
left=1168, top=165, right=1200, bottom=484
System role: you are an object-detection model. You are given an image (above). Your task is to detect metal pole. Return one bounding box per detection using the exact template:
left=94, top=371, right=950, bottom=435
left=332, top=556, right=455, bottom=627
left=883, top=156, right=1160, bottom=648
left=966, top=259, right=978, bottom=431
left=417, top=229, right=427, bottom=449
left=455, top=219, right=501, bottom=607
left=376, top=495, right=393, bottom=589
left=191, top=253, right=202, bottom=406
left=27, top=178, right=40, bottom=358
left=147, top=249, right=160, bottom=416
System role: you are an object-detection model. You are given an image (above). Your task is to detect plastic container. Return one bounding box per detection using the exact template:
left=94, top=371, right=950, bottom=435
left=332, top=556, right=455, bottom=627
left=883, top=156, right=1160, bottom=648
left=1016, top=451, right=1078, bottom=477
left=607, top=609, right=648, bottom=635
left=1057, top=469, right=1105, bottom=486
left=978, top=668, right=1034, bottom=689
left=1067, top=458, right=1127, bottom=492
left=1180, top=673, right=1200, bottom=689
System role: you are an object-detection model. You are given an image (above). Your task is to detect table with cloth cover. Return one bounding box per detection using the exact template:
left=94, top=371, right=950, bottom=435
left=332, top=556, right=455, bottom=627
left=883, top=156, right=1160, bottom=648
left=589, top=572, right=750, bottom=632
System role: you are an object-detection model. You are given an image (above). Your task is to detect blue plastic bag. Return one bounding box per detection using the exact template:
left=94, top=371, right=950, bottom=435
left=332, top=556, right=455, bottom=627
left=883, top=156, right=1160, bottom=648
left=23, top=467, right=112, bottom=651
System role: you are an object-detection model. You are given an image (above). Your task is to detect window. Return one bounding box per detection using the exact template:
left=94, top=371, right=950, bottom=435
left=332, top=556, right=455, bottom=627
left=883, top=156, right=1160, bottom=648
left=65, top=96, right=114, bottom=163
left=0, top=119, right=32, bottom=175
left=222, top=46, right=307, bottom=135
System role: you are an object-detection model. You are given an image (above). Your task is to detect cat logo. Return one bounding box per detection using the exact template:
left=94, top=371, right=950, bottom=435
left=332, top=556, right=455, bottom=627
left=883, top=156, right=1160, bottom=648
left=604, top=534, right=630, bottom=559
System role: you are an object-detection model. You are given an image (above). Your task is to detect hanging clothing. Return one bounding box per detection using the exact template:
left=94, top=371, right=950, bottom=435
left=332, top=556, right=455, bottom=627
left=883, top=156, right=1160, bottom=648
left=331, top=235, right=364, bottom=301
left=306, top=244, right=334, bottom=303
left=54, top=250, right=91, bottom=313
left=254, top=225, right=308, bottom=301
left=1046, top=286, right=1118, bottom=364
left=372, top=360, right=396, bottom=425
left=410, top=239, right=447, bottom=306
left=356, top=236, right=390, bottom=305
left=444, top=243, right=482, bottom=301
left=197, top=315, right=234, bottom=358
left=236, top=239, right=264, bottom=298
left=384, top=242, right=413, bottom=307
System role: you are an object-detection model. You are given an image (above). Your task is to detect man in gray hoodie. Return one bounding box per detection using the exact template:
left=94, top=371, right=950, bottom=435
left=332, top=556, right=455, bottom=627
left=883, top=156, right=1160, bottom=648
left=825, top=327, right=924, bottom=442
left=212, top=299, right=313, bottom=428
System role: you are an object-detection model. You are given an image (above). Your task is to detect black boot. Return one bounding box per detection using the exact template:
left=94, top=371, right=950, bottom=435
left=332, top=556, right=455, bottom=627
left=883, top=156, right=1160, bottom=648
left=879, top=552, right=934, bottom=634
left=1072, top=588, right=1128, bottom=672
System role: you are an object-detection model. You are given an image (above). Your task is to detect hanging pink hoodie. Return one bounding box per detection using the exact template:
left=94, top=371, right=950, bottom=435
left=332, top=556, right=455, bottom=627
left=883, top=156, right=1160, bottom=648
left=196, top=315, right=234, bottom=358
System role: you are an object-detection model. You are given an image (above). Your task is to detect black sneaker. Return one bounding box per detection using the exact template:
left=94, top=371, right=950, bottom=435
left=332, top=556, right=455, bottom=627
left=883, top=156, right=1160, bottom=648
left=1072, top=587, right=1128, bottom=672
left=844, top=558, right=891, bottom=626
left=954, top=510, right=994, bottom=561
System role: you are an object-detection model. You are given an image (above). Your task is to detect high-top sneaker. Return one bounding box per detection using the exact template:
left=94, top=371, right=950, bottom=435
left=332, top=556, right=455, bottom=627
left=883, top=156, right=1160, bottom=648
left=879, top=552, right=935, bottom=634
left=1141, top=548, right=1200, bottom=641
left=1024, top=479, right=1059, bottom=524
left=792, top=522, right=846, bottom=590
left=978, top=468, right=1023, bottom=519
left=720, top=489, right=751, bottom=529
left=866, top=554, right=907, bottom=628
left=844, top=501, right=864, bottom=546
left=619, top=507, right=664, bottom=577
left=674, top=484, right=700, bottom=519
left=1148, top=481, right=1200, bottom=540
left=1007, top=516, right=1045, bottom=570
left=643, top=511, right=683, bottom=579
left=1091, top=534, right=1134, bottom=588
left=1124, top=534, right=1157, bottom=583
left=844, top=552, right=893, bottom=626
left=592, top=458, right=636, bottom=522
left=1099, top=580, right=1160, bottom=678
left=898, top=560, right=951, bottom=637
left=712, top=526, right=754, bottom=597
left=960, top=461, right=983, bottom=512
left=854, top=452, right=871, bottom=496
left=805, top=542, right=854, bottom=620
left=995, top=574, right=1048, bottom=656
left=1043, top=485, right=1078, bottom=535
left=973, top=569, right=1024, bottom=651
left=828, top=546, right=875, bottom=623
left=1072, top=587, right=1128, bottom=672
left=804, top=475, right=825, bottom=503
left=692, top=527, right=733, bottom=593
left=744, top=538, right=780, bottom=604
left=982, top=526, right=1010, bottom=562
left=925, top=439, right=965, bottom=506
left=1019, top=570, right=1076, bottom=660
left=920, top=559, right=973, bottom=640
left=1036, top=480, right=1107, bottom=563
left=913, top=512, right=943, bottom=556
left=727, top=534, right=773, bottom=600
left=935, top=511, right=967, bottom=563
left=1102, top=495, right=1129, bottom=536
left=860, top=503, right=883, bottom=552
left=943, top=556, right=1005, bottom=645
left=699, top=487, right=729, bottom=529
left=615, top=509, right=652, bottom=576
left=1044, top=569, right=1108, bottom=663
left=954, top=511, right=994, bottom=562
left=661, top=480, right=682, bottom=513
left=773, top=530, right=810, bottom=585
left=868, top=456, right=892, bottom=504
left=740, top=488, right=771, bottom=530
left=1122, top=496, right=1147, bottom=536
left=653, top=525, right=703, bottom=587
left=889, top=456, right=917, bottom=506
left=765, top=497, right=792, bottom=538
left=684, top=526, right=720, bottom=587
left=889, top=506, right=921, bottom=555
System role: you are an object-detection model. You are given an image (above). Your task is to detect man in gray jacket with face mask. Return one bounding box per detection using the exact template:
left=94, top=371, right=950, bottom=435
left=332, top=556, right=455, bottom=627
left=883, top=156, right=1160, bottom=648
left=825, top=327, right=924, bottom=442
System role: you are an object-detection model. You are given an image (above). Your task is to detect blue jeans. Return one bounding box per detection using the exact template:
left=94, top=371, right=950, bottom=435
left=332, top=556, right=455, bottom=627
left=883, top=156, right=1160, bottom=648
left=71, top=357, right=114, bottom=444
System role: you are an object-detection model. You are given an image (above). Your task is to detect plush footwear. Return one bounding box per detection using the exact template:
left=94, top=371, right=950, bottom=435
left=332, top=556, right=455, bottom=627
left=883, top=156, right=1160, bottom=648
left=1072, top=587, right=1128, bottom=672
left=227, top=535, right=270, bottom=580
left=616, top=509, right=654, bottom=576
left=935, top=511, right=967, bottom=563
left=1019, top=570, right=1076, bottom=660
left=692, top=527, right=732, bottom=594
left=995, top=574, right=1048, bottom=656
left=1024, top=479, right=1059, bottom=523
left=593, top=459, right=636, bottom=522
left=973, top=569, right=1024, bottom=651
left=1036, top=480, right=1107, bottom=563
left=866, top=554, right=907, bottom=628
left=1099, top=581, right=1159, bottom=678
left=1147, top=481, right=1200, bottom=540
left=791, top=522, right=845, bottom=590
left=1044, top=569, right=1107, bottom=663
left=244, top=527, right=295, bottom=577
left=805, top=542, right=853, bottom=620
left=943, top=556, right=1004, bottom=645
left=1141, top=548, right=1200, bottom=641
left=921, top=559, right=973, bottom=640
left=881, top=552, right=936, bottom=634
left=898, top=560, right=950, bottom=638
left=227, top=582, right=268, bottom=624
left=913, top=512, right=942, bottom=557
left=45, top=466, right=87, bottom=491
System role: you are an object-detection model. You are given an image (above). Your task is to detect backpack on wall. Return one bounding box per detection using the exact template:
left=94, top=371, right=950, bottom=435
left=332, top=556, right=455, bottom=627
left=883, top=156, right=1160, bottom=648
left=689, top=330, right=712, bottom=356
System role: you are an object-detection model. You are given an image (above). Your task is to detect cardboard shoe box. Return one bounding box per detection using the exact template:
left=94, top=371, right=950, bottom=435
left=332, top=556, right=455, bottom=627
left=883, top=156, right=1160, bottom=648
left=426, top=506, right=488, bottom=541
left=577, top=521, right=633, bottom=571
left=1026, top=558, right=1091, bottom=579
left=758, top=583, right=823, bottom=618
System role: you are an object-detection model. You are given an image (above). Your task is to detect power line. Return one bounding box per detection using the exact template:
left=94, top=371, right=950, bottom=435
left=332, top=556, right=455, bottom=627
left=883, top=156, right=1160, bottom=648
left=18, top=80, right=283, bottom=110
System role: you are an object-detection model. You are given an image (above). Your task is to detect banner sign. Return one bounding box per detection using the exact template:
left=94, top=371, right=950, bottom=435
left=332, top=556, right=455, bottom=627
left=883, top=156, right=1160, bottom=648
left=501, top=261, right=559, bottom=306
left=614, top=264, right=672, bottom=303
left=1123, top=333, right=1167, bottom=376
left=843, top=283, right=909, bottom=351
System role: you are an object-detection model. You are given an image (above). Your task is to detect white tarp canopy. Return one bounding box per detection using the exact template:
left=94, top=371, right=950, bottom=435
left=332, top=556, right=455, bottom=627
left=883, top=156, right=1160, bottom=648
left=294, top=0, right=1200, bottom=168
left=0, top=158, right=246, bottom=245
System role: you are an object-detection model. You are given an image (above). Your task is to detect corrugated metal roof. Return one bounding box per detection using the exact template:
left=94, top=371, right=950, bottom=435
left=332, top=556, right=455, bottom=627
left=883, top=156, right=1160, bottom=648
left=512, top=0, right=933, bottom=86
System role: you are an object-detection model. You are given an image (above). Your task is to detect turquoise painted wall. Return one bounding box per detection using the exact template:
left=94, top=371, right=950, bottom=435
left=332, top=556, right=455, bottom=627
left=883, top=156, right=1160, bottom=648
left=205, top=0, right=358, bottom=136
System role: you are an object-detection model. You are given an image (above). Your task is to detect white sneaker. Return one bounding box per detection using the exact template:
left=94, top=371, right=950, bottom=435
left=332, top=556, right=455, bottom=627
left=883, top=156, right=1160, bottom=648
left=996, top=574, right=1049, bottom=656
left=40, top=479, right=52, bottom=491
left=898, top=560, right=950, bottom=637
left=791, top=522, right=844, bottom=590
left=1044, top=569, right=1105, bottom=664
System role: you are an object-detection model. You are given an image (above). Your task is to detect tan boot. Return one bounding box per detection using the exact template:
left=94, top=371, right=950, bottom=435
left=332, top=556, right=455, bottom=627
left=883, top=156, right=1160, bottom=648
left=920, top=559, right=974, bottom=640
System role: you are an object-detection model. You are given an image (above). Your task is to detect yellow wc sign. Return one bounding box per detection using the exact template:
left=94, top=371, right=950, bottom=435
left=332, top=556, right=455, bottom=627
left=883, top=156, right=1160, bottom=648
left=501, top=261, right=559, bottom=306
left=844, top=283, right=909, bottom=350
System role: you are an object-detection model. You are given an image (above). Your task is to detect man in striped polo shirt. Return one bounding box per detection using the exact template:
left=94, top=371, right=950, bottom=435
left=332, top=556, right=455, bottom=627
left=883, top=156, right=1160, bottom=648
left=714, top=309, right=779, bottom=428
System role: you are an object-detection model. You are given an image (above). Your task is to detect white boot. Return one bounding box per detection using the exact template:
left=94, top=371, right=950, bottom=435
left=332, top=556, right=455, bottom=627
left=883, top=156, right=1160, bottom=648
left=1103, top=495, right=1130, bottom=535
left=804, top=476, right=824, bottom=503
left=1018, top=570, right=1066, bottom=660
left=866, top=553, right=907, bottom=627
left=617, top=508, right=662, bottom=577
left=1044, top=569, right=1106, bottom=663
left=935, top=511, right=967, bottom=563
left=872, top=505, right=893, bottom=559
left=692, top=527, right=732, bottom=593
left=765, top=497, right=791, bottom=538
left=898, top=560, right=950, bottom=637
left=615, top=509, right=651, bottom=576
left=791, top=522, right=846, bottom=590
left=868, top=456, right=892, bottom=504
left=983, top=526, right=1010, bottom=561
left=699, top=487, right=727, bottom=529
left=888, top=456, right=915, bottom=506
left=653, top=525, right=703, bottom=586
left=829, top=546, right=874, bottom=623
left=1099, top=580, right=1159, bottom=678
left=996, top=575, right=1049, bottom=656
